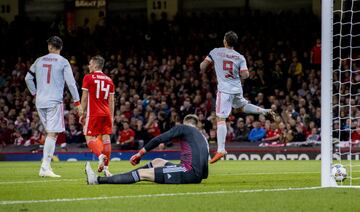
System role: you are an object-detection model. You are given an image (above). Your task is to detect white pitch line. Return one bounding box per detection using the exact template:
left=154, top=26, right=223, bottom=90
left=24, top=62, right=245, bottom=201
left=1, top=170, right=358, bottom=185
left=215, top=171, right=320, bottom=176
left=0, top=187, right=323, bottom=205
left=0, top=172, right=319, bottom=185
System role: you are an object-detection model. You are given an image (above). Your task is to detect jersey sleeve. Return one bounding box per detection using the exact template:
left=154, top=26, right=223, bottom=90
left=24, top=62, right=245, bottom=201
left=239, top=55, right=248, bottom=71
left=25, top=72, right=36, bottom=95
left=144, top=125, right=184, bottom=152
left=82, top=75, right=90, bottom=91
left=25, top=58, right=40, bottom=95
left=29, top=58, right=40, bottom=73
left=206, top=48, right=217, bottom=62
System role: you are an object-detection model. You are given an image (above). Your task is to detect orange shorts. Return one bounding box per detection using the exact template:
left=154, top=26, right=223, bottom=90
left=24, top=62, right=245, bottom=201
left=83, top=116, right=112, bottom=136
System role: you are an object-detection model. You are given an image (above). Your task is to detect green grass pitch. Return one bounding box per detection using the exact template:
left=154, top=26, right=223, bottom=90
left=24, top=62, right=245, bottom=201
left=0, top=160, right=360, bottom=211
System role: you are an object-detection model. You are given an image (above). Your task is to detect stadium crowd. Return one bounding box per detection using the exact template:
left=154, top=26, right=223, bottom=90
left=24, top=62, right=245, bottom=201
left=0, top=9, right=359, bottom=150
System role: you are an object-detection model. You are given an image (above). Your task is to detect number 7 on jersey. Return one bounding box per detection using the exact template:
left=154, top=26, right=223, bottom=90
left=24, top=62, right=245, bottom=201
left=43, top=64, right=52, bottom=84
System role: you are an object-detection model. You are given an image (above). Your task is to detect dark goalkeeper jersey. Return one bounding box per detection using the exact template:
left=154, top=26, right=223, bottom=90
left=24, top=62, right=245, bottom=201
left=144, top=124, right=209, bottom=179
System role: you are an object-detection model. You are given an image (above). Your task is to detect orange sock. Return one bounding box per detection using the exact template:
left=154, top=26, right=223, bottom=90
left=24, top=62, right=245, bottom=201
left=103, top=140, right=111, bottom=166
left=87, top=138, right=103, bottom=157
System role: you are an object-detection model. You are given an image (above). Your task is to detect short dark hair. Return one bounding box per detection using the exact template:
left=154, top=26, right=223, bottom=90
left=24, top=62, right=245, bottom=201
left=224, top=31, right=238, bottom=47
left=47, top=36, right=63, bottom=50
left=184, top=114, right=199, bottom=126
left=91, top=55, right=105, bottom=70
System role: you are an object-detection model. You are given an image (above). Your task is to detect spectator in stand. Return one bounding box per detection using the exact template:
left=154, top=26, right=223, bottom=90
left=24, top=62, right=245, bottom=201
left=306, top=127, right=320, bottom=145
left=205, top=92, right=216, bottom=116
left=123, top=101, right=133, bottom=120
left=65, top=124, right=83, bottom=144
left=292, top=125, right=307, bottom=142
left=0, top=115, right=10, bottom=147
left=277, top=122, right=287, bottom=144
left=133, top=119, right=148, bottom=148
left=245, top=115, right=255, bottom=130
left=248, top=121, right=266, bottom=142
left=262, top=121, right=281, bottom=144
left=132, top=107, right=144, bottom=123
left=288, top=56, right=303, bottom=79
left=157, top=111, right=170, bottom=133
left=351, top=126, right=360, bottom=145
left=208, top=124, right=217, bottom=144
left=233, top=118, right=250, bottom=142
left=144, top=112, right=163, bottom=149
left=144, top=112, right=161, bottom=139
left=179, top=97, right=195, bottom=119
left=310, top=38, right=321, bottom=70
left=258, top=114, right=266, bottom=127
left=254, top=93, right=266, bottom=107
left=117, top=121, right=136, bottom=150
left=197, top=115, right=210, bottom=140
left=14, top=113, right=31, bottom=142
left=169, top=109, right=181, bottom=128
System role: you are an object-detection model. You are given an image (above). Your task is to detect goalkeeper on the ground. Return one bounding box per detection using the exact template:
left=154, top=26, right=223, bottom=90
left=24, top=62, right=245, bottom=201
left=85, top=114, right=209, bottom=184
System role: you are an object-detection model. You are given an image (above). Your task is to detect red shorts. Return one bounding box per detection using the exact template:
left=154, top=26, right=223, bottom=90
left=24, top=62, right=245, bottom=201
left=83, top=116, right=112, bottom=136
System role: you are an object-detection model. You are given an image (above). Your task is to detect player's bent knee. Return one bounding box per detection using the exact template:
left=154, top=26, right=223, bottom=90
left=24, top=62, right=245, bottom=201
left=151, top=158, right=168, bottom=167
left=102, top=134, right=110, bottom=141
left=138, top=168, right=155, bottom=181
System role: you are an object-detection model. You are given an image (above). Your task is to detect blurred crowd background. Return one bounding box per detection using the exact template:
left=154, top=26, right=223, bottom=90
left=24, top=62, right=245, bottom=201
left=0, top=6, right=359, bottom=151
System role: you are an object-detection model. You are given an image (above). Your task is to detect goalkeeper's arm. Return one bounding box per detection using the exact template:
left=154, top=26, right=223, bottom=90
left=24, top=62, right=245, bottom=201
left=130, top=125, right=183, bottom=165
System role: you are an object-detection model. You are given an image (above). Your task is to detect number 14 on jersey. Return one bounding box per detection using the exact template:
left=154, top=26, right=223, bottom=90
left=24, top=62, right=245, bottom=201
left=94, top=80, right=110, bottom=99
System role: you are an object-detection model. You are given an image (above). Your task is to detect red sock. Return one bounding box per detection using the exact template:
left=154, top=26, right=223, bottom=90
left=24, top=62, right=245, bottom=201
left=87, top=139, right=103, bottom=157
left=103, top=140, right=111, bottom=166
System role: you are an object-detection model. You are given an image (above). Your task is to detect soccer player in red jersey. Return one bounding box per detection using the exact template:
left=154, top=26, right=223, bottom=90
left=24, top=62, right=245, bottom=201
left=81, top=55, right=115, bottom=176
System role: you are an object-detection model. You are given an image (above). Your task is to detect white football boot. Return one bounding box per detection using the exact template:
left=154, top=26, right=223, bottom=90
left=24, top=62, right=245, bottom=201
left=39, top=167, right=61, bottom=178
left=85, top=162, right=99, bottom=185
left=103, top=166, right=112, bottom=177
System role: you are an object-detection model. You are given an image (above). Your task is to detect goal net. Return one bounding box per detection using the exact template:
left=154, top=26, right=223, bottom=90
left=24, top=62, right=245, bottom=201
left=322, top=0, right=360, bottom=187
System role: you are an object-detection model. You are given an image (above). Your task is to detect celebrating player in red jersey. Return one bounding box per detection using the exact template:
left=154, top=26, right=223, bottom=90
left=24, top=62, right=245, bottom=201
left=81, top=55, right=115, bottom=176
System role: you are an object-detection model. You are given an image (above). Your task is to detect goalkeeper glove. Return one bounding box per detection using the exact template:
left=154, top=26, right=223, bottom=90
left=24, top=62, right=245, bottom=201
left=130, top=148, right=146, bottom=166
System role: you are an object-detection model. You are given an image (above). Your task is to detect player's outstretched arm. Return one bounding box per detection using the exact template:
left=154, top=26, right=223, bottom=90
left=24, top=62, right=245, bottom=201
left=129, top=125, right=184, bottom=166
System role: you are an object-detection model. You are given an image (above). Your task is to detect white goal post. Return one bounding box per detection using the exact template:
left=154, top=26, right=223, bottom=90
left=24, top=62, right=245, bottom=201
left=321, top=0, right=360, bottom=188
left=321, top=0, right=335, bottom=187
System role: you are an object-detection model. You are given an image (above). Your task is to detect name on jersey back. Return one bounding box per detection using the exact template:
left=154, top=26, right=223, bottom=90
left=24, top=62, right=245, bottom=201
left=42, top=57, right=58, bottom=62
left=91, top=74, right=110, bottom=80
left=216, top=52, right=240, bottom=60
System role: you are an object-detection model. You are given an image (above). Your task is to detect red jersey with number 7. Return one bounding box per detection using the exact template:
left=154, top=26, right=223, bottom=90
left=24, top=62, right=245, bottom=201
left=82, top=71, right=114, bottom=117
